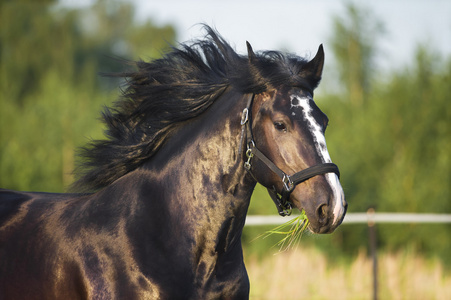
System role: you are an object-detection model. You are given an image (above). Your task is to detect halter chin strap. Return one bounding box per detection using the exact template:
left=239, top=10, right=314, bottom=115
left=241, top=94, right=340, bottom=216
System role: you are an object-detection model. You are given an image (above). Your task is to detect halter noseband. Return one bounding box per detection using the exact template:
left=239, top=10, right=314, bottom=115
left=240, top=94, right=340, bottom=216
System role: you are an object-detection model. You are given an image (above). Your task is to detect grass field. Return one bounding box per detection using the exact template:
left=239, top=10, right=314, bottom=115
left=245, top=247, right=451, bottom=300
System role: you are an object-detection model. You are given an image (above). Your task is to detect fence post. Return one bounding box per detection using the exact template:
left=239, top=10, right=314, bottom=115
left=367, top=208, right=378, bottom=300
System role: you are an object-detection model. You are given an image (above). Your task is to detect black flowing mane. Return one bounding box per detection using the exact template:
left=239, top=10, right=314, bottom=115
left=73, top=26, right=321, bottom=192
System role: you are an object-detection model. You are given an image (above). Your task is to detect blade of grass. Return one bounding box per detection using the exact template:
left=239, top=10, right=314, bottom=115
left=254, top=210, right=310, bottom=252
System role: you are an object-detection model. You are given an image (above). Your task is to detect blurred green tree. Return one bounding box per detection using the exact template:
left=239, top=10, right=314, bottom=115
left=329, top=2, right=384, bottom=107
left=319, top=4, right=451, bottom=265
left=0, top=0, right=175, bottom=192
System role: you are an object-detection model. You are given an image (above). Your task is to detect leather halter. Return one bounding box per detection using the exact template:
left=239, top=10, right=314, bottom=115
left=240, top=93, right=340, bottom=216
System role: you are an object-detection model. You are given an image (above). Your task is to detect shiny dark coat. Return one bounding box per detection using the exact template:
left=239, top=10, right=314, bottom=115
left=0, top=89, right=254, bottom=298
left=0, top=27, right=343, bottom=299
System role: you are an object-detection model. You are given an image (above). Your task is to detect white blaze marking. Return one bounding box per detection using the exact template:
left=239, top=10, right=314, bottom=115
left=290, top=94, right=346, bottom=225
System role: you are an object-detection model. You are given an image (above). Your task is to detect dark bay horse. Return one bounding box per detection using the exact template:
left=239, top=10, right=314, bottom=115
left=0, top=27, right=347, bottom=299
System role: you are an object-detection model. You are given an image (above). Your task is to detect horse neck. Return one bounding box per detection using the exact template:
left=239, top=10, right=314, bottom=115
left=136, top=90, right=255, bottom=257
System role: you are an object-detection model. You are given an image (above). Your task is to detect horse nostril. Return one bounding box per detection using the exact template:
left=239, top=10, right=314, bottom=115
left=317, top=204, right=328, bottom=224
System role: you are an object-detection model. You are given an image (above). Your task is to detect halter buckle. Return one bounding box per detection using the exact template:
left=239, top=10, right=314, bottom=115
left=282, top=174, right=294, bottom=192
left=241, top=108, right=249, bottom=125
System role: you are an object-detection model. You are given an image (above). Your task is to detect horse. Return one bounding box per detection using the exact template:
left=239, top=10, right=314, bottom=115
left=0, top=26, right=347, bottom=299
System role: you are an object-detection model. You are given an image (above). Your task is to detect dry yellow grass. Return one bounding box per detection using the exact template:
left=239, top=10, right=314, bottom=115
left=245, top=247, right=451, bottom=300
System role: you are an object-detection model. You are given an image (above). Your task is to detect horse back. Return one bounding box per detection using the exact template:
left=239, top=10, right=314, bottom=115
left=0, top=188, right=162, bottom=299
left=0, top=189, right=81, bottom=240
left=0, top=189, right=91, bottom=299
left=0, top=189, right=60, bottom=239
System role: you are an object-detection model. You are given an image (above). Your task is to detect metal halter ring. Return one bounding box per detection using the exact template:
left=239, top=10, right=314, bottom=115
left=279, top=202, right=292, bottom=216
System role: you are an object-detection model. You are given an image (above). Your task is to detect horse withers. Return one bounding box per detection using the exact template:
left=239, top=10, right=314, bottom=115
left=0, top=27, right=346, bottom=299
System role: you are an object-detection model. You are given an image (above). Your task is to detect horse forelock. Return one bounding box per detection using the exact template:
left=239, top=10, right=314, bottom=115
left=72, top=25, right=319, bottom=192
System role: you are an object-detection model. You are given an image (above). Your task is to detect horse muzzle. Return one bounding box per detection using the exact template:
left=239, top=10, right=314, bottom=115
left=291, top=173, right=347, bottom=234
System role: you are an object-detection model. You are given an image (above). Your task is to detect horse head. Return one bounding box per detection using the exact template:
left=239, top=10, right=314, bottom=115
left=243, top=45, right=347, bottom=234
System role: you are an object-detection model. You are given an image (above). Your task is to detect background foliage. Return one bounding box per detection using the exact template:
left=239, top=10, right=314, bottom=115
left=0, top=0, right=175, bottom=192
left=247, top=3, right=450, bottom=266
left=1, top=1, right=450, bottom=266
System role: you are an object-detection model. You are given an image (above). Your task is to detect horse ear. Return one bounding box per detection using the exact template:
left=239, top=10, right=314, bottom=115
left=302, top=44, right=325, bottom=79
left=246, top=41, right=257, bottom=63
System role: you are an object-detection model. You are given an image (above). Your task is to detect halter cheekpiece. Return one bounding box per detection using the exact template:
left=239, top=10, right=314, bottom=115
left=241, top=94, right=340, bottom=216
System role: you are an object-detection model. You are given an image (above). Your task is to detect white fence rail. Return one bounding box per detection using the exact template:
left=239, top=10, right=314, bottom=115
left=245, top=212, right=451, bottom=300
left=245, top=213, right=451, bottom=226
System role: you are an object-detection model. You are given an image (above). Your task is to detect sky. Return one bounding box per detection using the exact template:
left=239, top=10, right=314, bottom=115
left=61, top=0, right=451, bottom=72
left=132, top=0, right=451, bottom=71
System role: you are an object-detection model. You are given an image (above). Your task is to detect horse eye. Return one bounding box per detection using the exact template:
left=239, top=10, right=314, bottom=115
left=273, top=122, right=287, bottom=132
